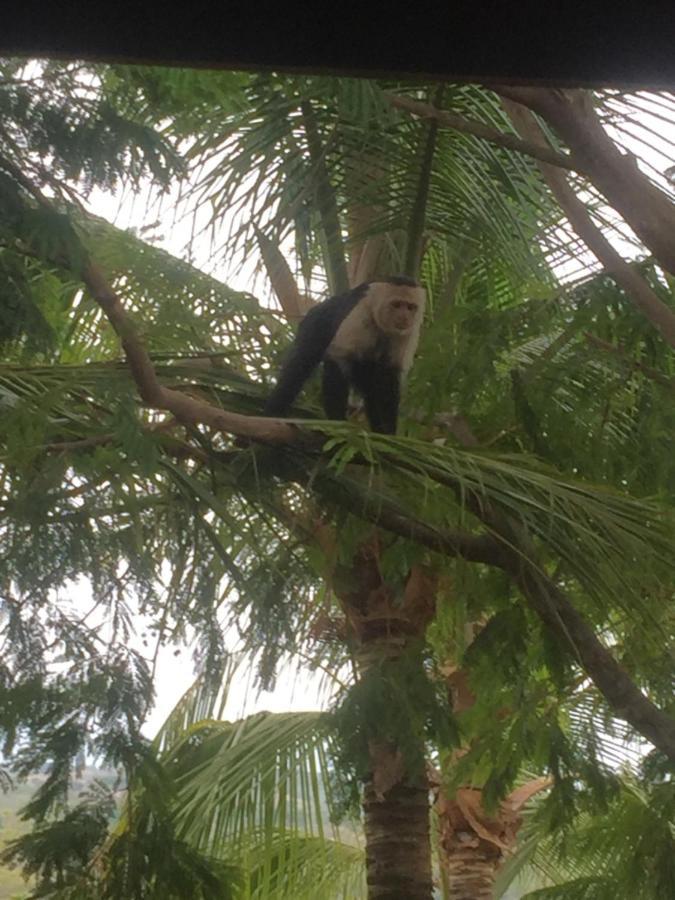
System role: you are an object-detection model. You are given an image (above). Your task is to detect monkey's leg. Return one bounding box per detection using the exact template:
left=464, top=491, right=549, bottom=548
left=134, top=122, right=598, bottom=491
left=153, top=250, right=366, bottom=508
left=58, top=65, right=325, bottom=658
left=321, top=359, right=350, bottom=420
left=264, top=343, right=328, bottom=416
left=360, top=364, right=400, bottom=434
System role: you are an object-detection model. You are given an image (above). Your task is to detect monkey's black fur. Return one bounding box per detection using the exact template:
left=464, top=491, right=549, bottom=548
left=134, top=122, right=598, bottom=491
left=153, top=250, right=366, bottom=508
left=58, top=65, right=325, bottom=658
left=264, top=277, right=422, bottom=434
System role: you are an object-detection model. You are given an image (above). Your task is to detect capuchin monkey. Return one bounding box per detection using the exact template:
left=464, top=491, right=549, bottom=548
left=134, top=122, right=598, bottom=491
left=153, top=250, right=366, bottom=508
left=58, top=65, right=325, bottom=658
left=264, top=276, right=425, bottom=434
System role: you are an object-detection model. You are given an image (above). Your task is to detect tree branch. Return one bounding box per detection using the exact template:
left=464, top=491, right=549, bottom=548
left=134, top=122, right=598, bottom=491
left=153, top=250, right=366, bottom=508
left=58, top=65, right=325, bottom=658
left=493, top=86, right=675, bottom=278
left=313, top=469, right=507, bottom=566
left=403, top=85, right=443, bottom=278
left=11, top=161, right=674, bottom=759
left=255, top=226, right=314, bottom=319
left=46, top=269, right=675, bottom=756
left=300, top=100, right=350, bottom=295
left=500, top=98, right=675, bottom=349
left=327, top=426, right=675, bottom=758
left=82, top=262, right=298, bottom=444
left=44, top=428, right=212, bottom=464
left=343, top=150, right=388, bottom=284
left=439, top=416, right=675, bottom=761
left=509, top=561, right=675, bottom=759
left=384, top=92, right=581, bottom=173
left=0, top=152, right=54, bottom=208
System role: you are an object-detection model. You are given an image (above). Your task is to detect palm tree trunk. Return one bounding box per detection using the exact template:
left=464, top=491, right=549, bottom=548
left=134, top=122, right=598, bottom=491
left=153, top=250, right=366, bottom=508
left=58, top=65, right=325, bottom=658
left=432, top=750, right=552, bottom=899
left=332, top=540, right=437, bottom=900
left=363, top=771, right=433, bottom=900
left=443, top=843, right=500, bottom=900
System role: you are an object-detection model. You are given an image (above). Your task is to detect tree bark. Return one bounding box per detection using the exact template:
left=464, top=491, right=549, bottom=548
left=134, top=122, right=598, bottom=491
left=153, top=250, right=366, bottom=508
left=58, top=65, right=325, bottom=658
left=254, top=227, right=314, bottom=319
left=436, top=667, right=553, bottom=900
left=443, top=841, right=499, bottom=900
left=343, top=151, right=388, bottom=285
left=363, top=776, right=433, bottom=900
left=404, top=85, right=443, bottom=279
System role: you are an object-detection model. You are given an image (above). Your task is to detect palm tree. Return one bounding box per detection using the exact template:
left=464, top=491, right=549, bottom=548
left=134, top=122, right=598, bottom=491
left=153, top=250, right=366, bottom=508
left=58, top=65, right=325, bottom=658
left=1, top=60, right=674, bottom=898
left=59, top=671, right=671, bottom=899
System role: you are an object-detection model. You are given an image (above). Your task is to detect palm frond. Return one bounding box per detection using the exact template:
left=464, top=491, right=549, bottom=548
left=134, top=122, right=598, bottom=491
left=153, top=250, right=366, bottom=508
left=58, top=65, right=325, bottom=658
left=163, top=711, right=357, bottom=854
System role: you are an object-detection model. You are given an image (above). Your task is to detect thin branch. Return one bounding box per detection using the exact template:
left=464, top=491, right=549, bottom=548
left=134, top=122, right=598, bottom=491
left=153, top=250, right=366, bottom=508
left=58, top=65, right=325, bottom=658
left=2, top=162, right=296, bottom=443
left=384, top=91, right=581, bottom=173
left=45, top=434, right=121, bottom=452
left=81, top=262, right=298, bottom=444
left=255, top=226, right=314, bottom=319
left=404, top=85, right=443, bottom=278
left=300, top=100, right=350, bottom=294
left=501, top=98, right=675, bottom=349
left=0, top=152, right=53, bottom=207
left=44, top=418, right=180, bottom=453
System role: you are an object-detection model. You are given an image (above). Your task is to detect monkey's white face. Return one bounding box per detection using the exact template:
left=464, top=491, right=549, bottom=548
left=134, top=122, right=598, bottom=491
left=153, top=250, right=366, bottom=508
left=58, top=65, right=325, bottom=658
left=383, top=296, right=421, bottom=334
left=326, top=281, right=426, bottom=371
left=371, top=284, right=425, bottom=336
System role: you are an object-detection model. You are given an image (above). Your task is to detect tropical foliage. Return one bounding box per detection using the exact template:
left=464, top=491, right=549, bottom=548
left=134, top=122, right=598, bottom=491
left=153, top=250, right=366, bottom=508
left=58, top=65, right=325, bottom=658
left=0, top=58, right=673, bottom=898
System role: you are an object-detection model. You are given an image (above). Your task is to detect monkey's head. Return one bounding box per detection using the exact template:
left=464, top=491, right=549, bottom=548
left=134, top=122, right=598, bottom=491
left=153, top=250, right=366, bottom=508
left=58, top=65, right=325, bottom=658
left=370, top=277, right=426, bottom=336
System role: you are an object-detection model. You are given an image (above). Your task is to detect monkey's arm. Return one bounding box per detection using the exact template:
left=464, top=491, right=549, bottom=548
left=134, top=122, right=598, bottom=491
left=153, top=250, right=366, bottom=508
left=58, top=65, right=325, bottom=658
left=264, top=306, right=339, bottom=416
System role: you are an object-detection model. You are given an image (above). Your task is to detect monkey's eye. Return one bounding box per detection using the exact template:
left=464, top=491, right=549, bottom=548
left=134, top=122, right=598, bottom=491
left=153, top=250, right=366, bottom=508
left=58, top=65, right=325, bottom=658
left=406, top=303, right=417, bottom=313
left=391, top=300, right=404, bottom=309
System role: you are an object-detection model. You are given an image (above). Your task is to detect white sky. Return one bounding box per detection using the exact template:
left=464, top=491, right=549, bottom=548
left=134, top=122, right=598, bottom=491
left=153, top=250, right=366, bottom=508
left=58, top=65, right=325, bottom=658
left=145, top=645, right=327, bottom=735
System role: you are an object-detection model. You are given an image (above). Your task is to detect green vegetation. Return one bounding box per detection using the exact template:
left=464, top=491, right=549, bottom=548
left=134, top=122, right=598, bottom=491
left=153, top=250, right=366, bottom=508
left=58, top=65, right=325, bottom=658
left=0, top=59, right=673, bottom=897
